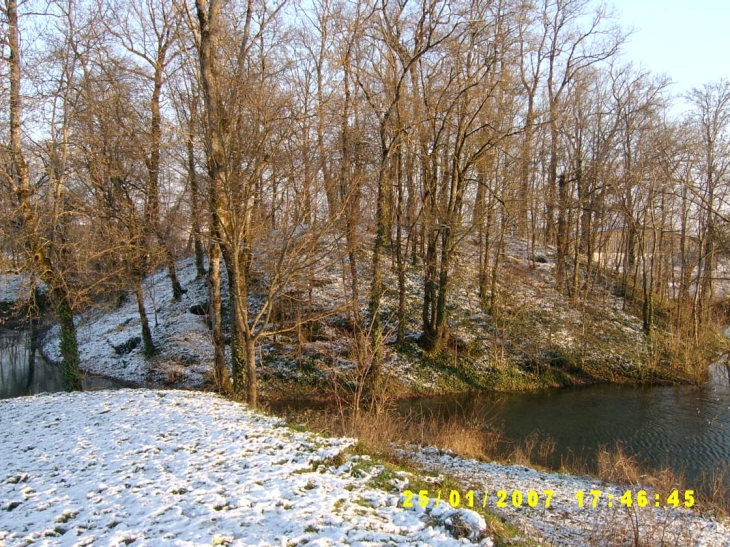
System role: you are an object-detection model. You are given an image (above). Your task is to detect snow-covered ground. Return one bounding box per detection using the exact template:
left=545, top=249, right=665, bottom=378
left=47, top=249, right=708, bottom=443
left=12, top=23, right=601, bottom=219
left=0, top=273, right=48, bottom=308
left=41, top=258, right=216, bottom=387
left=0, top=274, right=27, bottom=305
left=0, top=390, right=492, bottom=547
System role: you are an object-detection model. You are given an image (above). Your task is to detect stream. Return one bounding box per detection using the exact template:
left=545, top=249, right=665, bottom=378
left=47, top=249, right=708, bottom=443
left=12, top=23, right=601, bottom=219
left=0, top=328, right=122, bottom=399
left=396, top=371, right=730, bottom=488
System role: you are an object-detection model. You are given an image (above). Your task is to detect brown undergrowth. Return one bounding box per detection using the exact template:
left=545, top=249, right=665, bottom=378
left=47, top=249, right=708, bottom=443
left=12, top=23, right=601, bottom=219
left=593, top=442, right=729, bottom=519
left=274, top=402, right=729, bottom=521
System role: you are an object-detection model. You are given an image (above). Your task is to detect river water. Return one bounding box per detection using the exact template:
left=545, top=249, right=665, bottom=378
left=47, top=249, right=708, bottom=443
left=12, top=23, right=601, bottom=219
left=274, top=363, right=730, bottom=490
left=0, top=328, right=121, bottom=399
left=398, top=373, right=730, bottom=488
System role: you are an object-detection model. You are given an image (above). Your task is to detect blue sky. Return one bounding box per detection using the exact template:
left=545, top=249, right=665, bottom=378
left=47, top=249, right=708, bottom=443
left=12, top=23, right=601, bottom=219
left=610, top=0, right=730, bottom=95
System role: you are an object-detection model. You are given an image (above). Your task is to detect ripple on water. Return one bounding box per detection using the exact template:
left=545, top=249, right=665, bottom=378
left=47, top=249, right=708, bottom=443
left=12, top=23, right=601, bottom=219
left=394, top=381, right=730, bottom=491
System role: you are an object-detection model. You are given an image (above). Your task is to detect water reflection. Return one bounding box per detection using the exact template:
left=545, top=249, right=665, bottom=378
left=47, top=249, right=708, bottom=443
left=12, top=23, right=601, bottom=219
left=710, top=359, right=730, bottom=387
left=0, top=329, right=121, bottom=399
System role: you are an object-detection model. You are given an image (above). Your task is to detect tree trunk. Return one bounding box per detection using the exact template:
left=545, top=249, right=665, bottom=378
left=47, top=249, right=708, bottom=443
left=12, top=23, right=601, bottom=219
left=489, top=208, right=507, bottom=315
left=133, top=274, right=155, bottom=357
left=699, top=183, right=715, bottom=323
left=163, top=245, right=185, bottom=301
left=57, top=298, right=82, bottom=391
left=545, top=120, right=559, bottom=245
left=245, top=336, right=257, bottom=408
left=422, top=227, right=439, bottom=349
left=421, top=157, right=439, bottom=349
left=223, top=251, right=249, bottom=399
left=339, top=54, right=362, bottom=332
left=367, top=149, right=389, bottom=378
left=146, top=44, right=185, bottom=301
left=187, top=111, right=207, bottom=279
left=208, top=243, right=228, bottom=392
left=395, top=148, right=406, bottom=345
left=555, top=173, right=569, bottom=290
left=519, top=110, right=535, bottom=239
left=433, top=225, right=452, bottom=350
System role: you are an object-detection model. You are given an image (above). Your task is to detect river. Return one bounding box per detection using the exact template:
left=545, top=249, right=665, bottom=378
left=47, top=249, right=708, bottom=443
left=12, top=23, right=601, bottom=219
left=0, top=328, right=122, bottom=399
left=397, top=373, right=730, bottom=488
left=273, top=363, right=730, bottom=492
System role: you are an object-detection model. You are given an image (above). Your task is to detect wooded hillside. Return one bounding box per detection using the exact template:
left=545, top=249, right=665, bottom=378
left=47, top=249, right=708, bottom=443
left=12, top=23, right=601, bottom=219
left=2, top=0, right=728, bottom=405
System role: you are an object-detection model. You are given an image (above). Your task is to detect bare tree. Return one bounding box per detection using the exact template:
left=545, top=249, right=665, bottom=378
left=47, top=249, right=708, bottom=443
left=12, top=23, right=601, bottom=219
left=538, top=0, right=624, bottom=289
left=103, top=0, right=186, bottom=300
left=685, top=80, right=730, bottom=328
left=1, top=0, right=82, bottom=389
left=191, top=0, right=342, bottom=406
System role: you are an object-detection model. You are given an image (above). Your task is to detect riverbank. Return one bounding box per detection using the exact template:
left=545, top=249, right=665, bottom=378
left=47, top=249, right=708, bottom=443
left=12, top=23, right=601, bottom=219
left=37, top=242, right=722, bottom=402
left=0, top=389, right=727, bottom=547
left=402, top=446, right=730, bottom=546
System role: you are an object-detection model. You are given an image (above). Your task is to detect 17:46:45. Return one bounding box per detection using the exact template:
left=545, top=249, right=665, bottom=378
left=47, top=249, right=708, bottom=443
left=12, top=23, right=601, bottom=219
left=575, top=489, right=694, bottom=508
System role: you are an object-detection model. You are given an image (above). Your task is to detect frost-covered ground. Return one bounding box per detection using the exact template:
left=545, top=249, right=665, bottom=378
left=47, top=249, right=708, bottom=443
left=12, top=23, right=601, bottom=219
left=41, top=258, right=216, bottom=387
left=0, top=390, right=492, bottom=547
left=0, top=274, right=28, bottom=305
left=398, top=446, right=730, bottom=547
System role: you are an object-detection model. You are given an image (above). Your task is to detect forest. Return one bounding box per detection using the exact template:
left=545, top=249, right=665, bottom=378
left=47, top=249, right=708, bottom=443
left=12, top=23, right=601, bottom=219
left=2, top=0, right=729, bottom=408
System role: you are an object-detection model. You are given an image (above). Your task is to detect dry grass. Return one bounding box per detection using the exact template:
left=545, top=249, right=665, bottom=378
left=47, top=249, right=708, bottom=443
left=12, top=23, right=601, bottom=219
left=276, top=404, right=730, bottom=522
left=287, top=402, right=501, bottom=461
left=596, top=442, right=643, bottom=485
left=576, top=447, right=721, bottom=546
left=508, top=430, right=557, bottom=468
left=416, top=412, right=503, bottom=460
left=697, top=463, right=730, bottom=518
left=591, top=443, right=729, bottom=518
left=287, top=399, right=558, bottom=471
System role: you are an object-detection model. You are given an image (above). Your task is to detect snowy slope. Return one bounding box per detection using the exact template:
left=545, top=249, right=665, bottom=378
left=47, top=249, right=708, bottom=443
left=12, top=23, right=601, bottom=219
left=0, top=274, right=26, bottom=305
left=41, top=258, right=216, bottom=387
left=0, top=390, right=492, bottom=547
left=37, top=229, right=697, bottom=399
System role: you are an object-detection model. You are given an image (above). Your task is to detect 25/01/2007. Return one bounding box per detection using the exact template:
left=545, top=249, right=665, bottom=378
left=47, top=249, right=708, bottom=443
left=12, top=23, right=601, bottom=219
left=401, top=489, right=554, bottom=509
left=400, top=489, right=695, bottom=510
